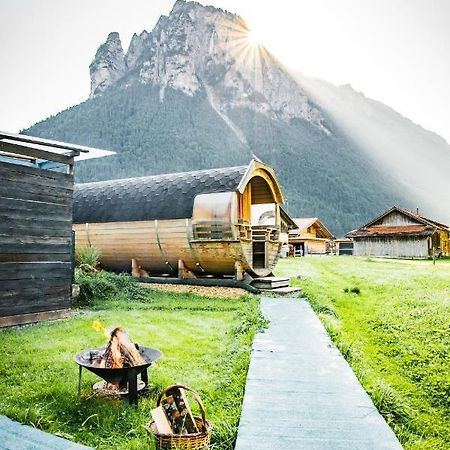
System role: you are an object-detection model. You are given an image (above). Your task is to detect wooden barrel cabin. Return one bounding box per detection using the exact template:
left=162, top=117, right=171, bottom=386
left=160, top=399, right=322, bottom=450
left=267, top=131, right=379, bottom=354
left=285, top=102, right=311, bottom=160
left=73, top=160, right=285, bottom=278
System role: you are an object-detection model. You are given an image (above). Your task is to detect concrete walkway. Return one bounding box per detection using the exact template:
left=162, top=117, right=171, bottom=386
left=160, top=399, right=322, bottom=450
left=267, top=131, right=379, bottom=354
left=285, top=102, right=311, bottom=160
left=235, top=298, right=403, bottom=450
left=0, top=416, right=92, bottom=450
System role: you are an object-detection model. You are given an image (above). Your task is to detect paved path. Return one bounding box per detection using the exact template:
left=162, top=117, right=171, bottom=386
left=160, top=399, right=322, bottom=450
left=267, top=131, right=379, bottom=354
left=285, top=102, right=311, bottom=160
left=235, top=298, right=403, bottom=450
left=0, top=415, right=92, bottom=450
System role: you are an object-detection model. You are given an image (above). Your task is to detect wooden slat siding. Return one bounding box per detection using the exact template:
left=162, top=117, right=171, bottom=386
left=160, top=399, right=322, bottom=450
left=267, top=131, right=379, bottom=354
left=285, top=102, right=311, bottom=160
left=0, top=197, right=71, bottom=218
left=0, top=281, right=71, bottom=308
left=0, top=262, right=72, bottom=280
left=0, top=309, right=70, bottom=328
left=0, top=226, right=72, bottom=238
left=0, top=279, right=69, bottom=293
left=0, top=235, right=71, bottom=246
left=0, top=161, right=72, bottom=188
left=0, top=291, right=70, bottom=316
left=0, top=215, right=71, bottom=230
left=0, top=183, right=72, bottom=206
left=0, top=243, right=71, bottom=254
left=0, top=162, right=73, bottom=326
left=0, top=173, right=72, bottom=192
left=0, top=253, right=72, bottom=263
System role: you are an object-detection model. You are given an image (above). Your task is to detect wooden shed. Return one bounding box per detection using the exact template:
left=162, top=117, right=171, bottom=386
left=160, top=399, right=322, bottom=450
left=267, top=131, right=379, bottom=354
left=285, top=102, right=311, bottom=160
left=73, top=160, right=285, bottom=279
left=288, top=218, right=335, bottom=256
left=346, top=206, right=450, bottom=258
left=0, top=132, right=88, bottom=327
left=335, top=239, right=354, bottom=255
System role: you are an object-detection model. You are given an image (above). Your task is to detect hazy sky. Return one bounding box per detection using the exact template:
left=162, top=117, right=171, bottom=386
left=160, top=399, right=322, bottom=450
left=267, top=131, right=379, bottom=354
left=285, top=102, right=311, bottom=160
left=1, top=0, right=449, bottom=143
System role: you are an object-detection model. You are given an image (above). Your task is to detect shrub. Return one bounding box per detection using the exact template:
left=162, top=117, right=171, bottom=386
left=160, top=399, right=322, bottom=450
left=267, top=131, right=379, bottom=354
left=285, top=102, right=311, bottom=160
left=75, top=245, right=101, bottom=270
left=73, top=270, right=149, bottom=307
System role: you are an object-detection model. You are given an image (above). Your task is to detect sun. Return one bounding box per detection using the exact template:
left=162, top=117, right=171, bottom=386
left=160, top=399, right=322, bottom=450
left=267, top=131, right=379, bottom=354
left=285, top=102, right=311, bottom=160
left=247, top=28, right=264, bottom=47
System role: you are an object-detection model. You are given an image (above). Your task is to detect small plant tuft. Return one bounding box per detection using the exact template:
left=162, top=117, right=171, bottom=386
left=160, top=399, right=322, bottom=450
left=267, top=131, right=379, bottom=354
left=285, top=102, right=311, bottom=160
left=370, top=382, right=414, bottom=425
left=75, top=245, right=101, bottom=271
left=344, top=286, right=361, bottom=294
left=337, top=341, right=354, bottom=361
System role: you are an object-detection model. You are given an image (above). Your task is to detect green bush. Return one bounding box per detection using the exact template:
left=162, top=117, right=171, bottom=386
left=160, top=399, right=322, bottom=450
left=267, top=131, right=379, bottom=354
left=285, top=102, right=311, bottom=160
left=74, top=270, right=149, bottom=307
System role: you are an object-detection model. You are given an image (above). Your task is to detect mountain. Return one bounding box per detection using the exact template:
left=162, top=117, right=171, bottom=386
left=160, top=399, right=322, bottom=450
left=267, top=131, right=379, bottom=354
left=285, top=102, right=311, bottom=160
left=24, top=0, right=450, bottom=236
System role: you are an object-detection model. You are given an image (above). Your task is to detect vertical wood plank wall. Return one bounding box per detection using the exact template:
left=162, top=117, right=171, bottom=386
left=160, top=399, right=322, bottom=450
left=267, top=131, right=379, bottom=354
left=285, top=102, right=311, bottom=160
left=0, top=162, right=73, bottom=327
left=353, top=237, right=429, bottom=258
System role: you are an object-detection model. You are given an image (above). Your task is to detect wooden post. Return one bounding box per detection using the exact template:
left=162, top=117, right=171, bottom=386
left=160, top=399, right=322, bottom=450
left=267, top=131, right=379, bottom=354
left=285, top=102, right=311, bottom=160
left=132, top=258, right=150, bottom=278
left=235, top=261, right=244, bottom=281
left=178, top=260, right=197, bottom=279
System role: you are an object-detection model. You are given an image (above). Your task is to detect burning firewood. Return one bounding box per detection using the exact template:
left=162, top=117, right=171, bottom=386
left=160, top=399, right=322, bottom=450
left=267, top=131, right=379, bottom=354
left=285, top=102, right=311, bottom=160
left=100, top=327, right=147, bottom=368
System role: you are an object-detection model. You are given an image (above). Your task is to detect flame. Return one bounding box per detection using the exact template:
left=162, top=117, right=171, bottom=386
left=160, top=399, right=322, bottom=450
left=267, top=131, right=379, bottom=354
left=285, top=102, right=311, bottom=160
left=108, top=328, right=125, bottom=369
left=93, top=325, right=145, bottom=370
left=91, top=320, right=109, bottom=337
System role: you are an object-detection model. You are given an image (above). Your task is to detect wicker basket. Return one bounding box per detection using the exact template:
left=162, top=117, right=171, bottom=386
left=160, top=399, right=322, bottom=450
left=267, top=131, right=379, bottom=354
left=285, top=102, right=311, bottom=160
left=147, top=384, right=212, bottom=450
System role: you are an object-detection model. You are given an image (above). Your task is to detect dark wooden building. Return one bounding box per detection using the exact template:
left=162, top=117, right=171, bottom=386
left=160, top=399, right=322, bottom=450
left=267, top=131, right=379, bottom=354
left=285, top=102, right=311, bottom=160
left=0, top=132, right=97, bottom=327
left=346, top=206, right=450, bottom=258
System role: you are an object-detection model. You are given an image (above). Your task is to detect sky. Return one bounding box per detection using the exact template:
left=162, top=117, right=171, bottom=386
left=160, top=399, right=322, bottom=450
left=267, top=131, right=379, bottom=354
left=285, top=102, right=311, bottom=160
left=1, top=0, right=449, bottom=143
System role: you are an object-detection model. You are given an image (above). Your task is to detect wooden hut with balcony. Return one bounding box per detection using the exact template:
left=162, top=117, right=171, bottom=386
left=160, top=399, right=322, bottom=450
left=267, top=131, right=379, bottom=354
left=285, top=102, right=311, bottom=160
left=288, top=218, right=335, bottom=256
left=72, top=160, right=285, bottom=279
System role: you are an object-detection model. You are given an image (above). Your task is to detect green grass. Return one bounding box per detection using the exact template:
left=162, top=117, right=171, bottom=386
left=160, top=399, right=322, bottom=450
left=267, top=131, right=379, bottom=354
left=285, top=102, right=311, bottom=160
left=0, top=273, right=262, bottom=450
left=276, top=256, right=450, bottom=450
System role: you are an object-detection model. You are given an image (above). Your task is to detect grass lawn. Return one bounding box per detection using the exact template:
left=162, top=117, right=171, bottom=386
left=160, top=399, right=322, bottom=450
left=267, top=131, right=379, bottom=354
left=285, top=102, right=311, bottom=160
left=0, top=272, right=262, bottom=449
left=276, top=256, right=450, bottom=450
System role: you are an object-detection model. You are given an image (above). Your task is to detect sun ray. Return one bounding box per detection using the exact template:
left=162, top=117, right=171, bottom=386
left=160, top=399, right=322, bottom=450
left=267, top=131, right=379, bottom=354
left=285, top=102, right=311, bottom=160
left=210, top=17, right=271, bottom=100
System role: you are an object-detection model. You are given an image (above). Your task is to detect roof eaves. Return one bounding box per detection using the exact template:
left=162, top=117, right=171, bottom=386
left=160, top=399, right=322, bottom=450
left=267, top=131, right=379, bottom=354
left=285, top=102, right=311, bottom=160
left=314, top=218, right=336, bottom=239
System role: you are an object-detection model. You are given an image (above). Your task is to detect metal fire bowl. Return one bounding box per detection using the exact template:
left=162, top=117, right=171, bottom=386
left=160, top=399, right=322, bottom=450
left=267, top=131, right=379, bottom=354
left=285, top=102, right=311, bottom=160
left=75, top=346, right=162, bottom=385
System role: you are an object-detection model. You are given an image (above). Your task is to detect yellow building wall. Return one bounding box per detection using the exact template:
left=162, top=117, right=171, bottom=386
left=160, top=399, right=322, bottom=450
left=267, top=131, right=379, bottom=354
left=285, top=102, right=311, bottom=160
left=306, top=239, right=327, bottom=254
left=438, top=230, right=450, bottom=256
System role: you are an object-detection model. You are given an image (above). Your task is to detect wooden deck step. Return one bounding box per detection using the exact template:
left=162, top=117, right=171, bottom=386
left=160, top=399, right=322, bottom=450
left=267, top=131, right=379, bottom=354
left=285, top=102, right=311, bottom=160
left=259, top=286, right=301, bottom=295
left=251, top=277, right=290, bottom=289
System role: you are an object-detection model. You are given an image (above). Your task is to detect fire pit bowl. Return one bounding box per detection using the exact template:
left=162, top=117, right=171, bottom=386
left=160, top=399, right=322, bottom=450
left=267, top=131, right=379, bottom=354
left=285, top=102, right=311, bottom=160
left=75, top=345, right=162, bottom=405
left=75, top=346, right=162, bottom=385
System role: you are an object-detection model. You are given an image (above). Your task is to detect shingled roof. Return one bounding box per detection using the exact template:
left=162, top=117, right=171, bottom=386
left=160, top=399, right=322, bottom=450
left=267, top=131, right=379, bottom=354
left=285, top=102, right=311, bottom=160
left=363, top=206, right=449, bottom=230
left=73, top=165, right=248, bottom=223
left=346, top=225, right=435, bottom=238
left=345, top=206, right=449, bottom=239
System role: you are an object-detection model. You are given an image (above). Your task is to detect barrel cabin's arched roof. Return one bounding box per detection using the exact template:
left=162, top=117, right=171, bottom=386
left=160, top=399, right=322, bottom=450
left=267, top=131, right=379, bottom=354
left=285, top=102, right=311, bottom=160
left=73, top=165, right=248, bottom=223
left=73, top=160, right=284, bottom=224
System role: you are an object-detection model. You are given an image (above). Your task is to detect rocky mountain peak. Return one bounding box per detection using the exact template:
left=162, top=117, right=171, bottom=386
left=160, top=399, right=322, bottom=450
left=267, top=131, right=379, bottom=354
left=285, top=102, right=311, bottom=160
left=88, top=1, right=328, bottom=133
left=89, top=32, right=126, bottom=98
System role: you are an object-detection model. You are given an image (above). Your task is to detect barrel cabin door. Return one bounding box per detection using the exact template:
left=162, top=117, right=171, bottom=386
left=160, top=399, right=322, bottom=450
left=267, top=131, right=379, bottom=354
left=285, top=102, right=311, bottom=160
left=252, top=240, right=267, bottom=269
left=238, top=181, right=268, bottom=270
left=245, top=176, right=280, bottom=271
